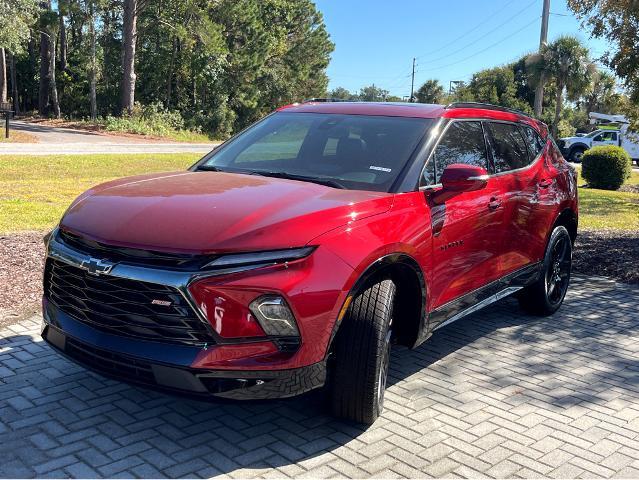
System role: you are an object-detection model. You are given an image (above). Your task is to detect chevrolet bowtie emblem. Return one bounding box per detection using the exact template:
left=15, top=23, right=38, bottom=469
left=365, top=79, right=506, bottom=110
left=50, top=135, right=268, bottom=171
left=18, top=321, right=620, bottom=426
left=80, top=257, right=114, bottom=276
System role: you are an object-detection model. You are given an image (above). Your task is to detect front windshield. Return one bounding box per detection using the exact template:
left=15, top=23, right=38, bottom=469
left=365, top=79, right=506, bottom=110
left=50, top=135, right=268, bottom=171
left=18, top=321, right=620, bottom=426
left=585, top=130, right=603, bottom=138
left=195, top=112, right=432, bottom=192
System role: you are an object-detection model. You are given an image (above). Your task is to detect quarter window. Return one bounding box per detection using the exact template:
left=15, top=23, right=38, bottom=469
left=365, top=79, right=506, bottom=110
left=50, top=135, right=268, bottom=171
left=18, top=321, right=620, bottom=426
left=521, top=125, right=546, bottom=162
left=422, top=121, right=489, bottom=186
left=486, top=122, right=530, bottom=173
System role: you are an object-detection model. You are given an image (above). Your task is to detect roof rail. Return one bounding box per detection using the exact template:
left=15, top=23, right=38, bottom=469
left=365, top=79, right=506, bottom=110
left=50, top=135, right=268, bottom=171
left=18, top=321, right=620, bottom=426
left=302, top=98, right=352, bottom=103
left=446, top=102, right=529, bottom=117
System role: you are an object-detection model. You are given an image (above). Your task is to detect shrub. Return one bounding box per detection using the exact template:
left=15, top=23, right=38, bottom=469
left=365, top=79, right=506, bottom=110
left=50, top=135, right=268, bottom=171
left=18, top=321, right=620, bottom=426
left=104, top=102, right=187, bottom=137
left=582, top=145, right=632, bottom=190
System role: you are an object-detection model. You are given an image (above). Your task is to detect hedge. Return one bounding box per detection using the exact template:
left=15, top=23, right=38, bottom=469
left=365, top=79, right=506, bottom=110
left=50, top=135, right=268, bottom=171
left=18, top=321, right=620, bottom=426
left=581, top=145, right=632, bottom=190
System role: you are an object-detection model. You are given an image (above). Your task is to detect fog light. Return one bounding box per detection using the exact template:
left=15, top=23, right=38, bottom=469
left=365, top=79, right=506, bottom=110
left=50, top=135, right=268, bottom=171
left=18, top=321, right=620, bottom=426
left=249, top=295, right=300, bottom=337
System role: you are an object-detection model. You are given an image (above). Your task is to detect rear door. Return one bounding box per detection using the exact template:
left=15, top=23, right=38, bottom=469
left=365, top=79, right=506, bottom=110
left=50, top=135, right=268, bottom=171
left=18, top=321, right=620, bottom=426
left=420, top=120, right=506, bottom=311
left=484, top=121, right=557, bottom=273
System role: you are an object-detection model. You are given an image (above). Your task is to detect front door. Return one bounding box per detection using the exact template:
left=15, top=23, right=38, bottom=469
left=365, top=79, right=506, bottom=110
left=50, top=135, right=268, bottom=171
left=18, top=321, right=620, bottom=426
left=591, top=130, right=619, bottom=147
left=420, top=120, right=506, bottom=316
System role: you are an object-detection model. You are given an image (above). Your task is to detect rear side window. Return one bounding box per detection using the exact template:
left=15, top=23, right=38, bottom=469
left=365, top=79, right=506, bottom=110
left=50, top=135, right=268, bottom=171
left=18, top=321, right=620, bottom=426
left=521, top=125, right=546, bottom=162
left=485, top=122, right=530, bottom=173
left=422, top=121, right=489, bottom=186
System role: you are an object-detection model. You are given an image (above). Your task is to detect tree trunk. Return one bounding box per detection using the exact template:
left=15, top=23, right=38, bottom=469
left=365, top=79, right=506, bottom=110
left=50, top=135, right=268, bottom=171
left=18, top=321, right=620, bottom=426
left=553, top=80, right=563, bottom=138
left=0, top=48, right=7, bottom=104
left=121, top=0, right=138, bottom=115
left=166, top=36, right=178, bottom=107
left=534, top=72, right=545, bottom=117
left=8, top=51, right=20, bottom=114
left=89, top=2, right=97, bottom=121
left=38, top=31, right=51, bottom=114
left=59, top=12, right=68, bottom=72
left=48, top=35, right=60, bottom=118
left=27, top=35, right=37, bottom=111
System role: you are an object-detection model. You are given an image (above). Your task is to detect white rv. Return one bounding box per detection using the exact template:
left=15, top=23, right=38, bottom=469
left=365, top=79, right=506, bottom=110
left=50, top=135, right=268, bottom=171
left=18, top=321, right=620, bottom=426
left=558, top=112, right=639, bottom=165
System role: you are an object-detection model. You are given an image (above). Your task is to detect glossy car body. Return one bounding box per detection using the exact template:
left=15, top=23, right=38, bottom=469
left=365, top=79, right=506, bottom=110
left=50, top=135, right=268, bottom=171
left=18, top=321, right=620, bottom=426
left=42, top=101, right=578, bottom=401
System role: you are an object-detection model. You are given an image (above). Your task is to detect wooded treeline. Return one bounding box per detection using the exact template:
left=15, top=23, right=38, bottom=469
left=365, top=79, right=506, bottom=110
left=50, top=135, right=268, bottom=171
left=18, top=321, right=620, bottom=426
left=1, top=0, right=334, bottom=137
left=330, top=36, right=627, bottom=138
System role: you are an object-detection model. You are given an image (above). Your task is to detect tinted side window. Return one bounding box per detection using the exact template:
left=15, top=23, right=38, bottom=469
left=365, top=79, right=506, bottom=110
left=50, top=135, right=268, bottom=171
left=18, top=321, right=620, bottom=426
left=521, top=125, right=546, bottom=162
left=422, top=121, right=488, bottom=186
left=486, top=122, right=529, bottom=173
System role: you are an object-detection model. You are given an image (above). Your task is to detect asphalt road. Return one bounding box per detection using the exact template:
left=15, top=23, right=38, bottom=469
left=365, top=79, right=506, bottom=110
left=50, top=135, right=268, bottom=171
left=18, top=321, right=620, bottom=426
left=0, top=120, right=217, bottom=155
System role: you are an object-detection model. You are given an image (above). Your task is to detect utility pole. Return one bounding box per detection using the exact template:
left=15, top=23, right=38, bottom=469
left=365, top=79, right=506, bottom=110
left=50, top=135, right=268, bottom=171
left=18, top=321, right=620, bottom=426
left=410, top=58, right=416, bottom=102
left=533, top=0, right=551, bottom=117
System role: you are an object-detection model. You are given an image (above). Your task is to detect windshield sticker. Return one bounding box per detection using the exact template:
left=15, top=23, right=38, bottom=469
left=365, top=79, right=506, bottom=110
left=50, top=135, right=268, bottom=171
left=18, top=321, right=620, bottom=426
left=369, top=166, right=392, bottom=172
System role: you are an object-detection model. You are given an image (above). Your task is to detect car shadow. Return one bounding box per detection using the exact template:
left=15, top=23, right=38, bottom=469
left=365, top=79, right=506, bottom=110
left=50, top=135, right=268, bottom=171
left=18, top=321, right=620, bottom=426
left=1, top=275, right=638, bottom=477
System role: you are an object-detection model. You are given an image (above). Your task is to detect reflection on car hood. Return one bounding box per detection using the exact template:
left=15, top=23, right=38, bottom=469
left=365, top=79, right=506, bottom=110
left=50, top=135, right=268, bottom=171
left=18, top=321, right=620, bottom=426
left=60, top=171, right=394, bottom=253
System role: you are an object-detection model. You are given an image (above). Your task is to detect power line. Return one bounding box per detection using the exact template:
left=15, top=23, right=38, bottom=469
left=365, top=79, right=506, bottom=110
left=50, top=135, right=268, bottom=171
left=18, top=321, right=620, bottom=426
left=417, top=16, right=541, bottom=74
left=415, top=0, right=538, bottom=64
left=415, top=0, right=516, bottom=60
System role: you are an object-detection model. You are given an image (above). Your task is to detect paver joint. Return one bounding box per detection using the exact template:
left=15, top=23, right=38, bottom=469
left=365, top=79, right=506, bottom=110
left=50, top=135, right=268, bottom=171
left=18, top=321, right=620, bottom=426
left=1, top=275, right=638, bottom=478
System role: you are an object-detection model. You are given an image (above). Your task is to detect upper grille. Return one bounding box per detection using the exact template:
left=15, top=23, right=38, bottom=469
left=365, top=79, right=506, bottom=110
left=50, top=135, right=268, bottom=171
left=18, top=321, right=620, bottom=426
left=58, top=229, right=213, bottom=270
left=45, top=258, right=215, bottom=346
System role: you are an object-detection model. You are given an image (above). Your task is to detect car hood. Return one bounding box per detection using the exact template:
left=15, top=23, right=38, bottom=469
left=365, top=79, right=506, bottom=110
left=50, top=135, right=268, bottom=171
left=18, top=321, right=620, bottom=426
left=560, top=136, right=586, bottom=143
left=60, top=171, right=393, bottom=253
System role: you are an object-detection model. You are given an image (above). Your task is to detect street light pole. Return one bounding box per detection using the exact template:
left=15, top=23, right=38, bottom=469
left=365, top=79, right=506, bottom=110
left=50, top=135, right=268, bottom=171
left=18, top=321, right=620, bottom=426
left=533, top=0, right=551, bottom=117
left=410, top=58, right=416, bottom=102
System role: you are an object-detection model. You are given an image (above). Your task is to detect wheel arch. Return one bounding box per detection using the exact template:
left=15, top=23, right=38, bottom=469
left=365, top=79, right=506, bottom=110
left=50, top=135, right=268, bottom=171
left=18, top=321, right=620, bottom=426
left=552, top=208, right=578, bottom=245
left=568, top=143, right=589, bottom=157
left=327, top=253, right=427, bottom=355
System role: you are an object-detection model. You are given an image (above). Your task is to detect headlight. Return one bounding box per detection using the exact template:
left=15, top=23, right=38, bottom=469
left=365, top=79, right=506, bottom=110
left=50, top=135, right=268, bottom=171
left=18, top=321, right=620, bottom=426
left=204, top=246, right=315, bottom=269
left=249, top=295, right=300, bottom=337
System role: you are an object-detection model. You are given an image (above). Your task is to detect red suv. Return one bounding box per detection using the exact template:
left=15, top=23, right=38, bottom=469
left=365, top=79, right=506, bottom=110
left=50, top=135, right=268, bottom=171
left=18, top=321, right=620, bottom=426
left=42, top=101, right=577, bottom=424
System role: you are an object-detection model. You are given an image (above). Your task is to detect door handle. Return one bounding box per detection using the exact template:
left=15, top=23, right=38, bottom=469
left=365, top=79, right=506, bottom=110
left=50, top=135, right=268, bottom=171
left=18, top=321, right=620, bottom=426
left=488, top=197, right=501, bottom=210
left=538, top=178, right=553, bottom=188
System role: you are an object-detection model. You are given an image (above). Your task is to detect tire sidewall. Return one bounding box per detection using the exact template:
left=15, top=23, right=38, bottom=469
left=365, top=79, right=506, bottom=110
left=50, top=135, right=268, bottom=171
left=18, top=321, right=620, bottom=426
left=570, top=147, right=585, bottom=162
left=541, top=226, right=572, bottom=312
left=330, top=279, right=395, bottom=424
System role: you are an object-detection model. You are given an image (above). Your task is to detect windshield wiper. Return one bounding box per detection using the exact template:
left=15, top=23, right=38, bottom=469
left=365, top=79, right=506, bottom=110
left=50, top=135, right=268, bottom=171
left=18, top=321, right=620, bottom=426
left=196, top=165, right=226, bottom=172
left=248, top=171, right=346, bottom=189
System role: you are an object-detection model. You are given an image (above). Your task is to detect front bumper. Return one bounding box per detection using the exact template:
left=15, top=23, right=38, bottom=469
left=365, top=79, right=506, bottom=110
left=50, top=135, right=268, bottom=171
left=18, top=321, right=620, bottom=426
left=42, top=303, right=326, bottom=400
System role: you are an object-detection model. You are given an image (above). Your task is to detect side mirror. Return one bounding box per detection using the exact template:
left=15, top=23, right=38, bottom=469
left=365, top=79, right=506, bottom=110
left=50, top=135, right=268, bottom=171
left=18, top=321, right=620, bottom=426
left=431, top=164, right=488, bottom=204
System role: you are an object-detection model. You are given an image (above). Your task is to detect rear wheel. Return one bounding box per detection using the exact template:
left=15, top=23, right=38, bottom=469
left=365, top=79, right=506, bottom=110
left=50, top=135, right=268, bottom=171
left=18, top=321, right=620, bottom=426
left=330, top=279, right=395, bottom=424
left=518, top=226, right=572, bottom=316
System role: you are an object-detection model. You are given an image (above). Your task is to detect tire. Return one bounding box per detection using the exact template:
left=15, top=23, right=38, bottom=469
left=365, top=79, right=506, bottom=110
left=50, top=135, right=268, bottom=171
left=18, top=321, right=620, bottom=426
left=330, top=279, right=395, bottom=424
left=518, top=226, right=572, bottom=316
left=569, top=146, right=586, bottom=163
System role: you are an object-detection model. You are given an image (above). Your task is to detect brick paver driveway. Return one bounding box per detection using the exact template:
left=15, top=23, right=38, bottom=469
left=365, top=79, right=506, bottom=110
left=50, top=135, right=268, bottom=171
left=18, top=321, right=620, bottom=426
left=1, top=275, right=639, bottom=478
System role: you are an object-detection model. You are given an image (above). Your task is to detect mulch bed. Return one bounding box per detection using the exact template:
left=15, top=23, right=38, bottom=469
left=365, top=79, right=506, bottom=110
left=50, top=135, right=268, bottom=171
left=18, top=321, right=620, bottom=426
left=574, top=229, right=639, bottom=284
left=0, top=228, right=637, bottom=327
left=0, top=232, right=45, bottom=328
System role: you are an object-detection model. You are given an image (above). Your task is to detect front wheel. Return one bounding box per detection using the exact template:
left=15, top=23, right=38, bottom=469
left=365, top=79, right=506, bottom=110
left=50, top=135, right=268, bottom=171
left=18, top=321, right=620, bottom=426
left=518, top=226, right=572, bottom=316
left=330, top=279, right=395, bottom=424
left=569, top=147, right=586, bottom=163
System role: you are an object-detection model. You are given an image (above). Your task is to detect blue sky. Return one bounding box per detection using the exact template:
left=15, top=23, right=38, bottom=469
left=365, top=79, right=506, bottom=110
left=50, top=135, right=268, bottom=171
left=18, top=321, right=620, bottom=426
left=315, top=0, right=612, bottom=98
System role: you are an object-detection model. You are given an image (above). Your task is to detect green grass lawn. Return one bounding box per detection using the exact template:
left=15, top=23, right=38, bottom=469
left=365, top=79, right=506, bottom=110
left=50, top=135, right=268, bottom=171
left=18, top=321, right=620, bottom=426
left=575, top=166, right=639, bottom=230
left=0, top=154, right=637, bottom=234
left=0, top=154, right=200, bottom=233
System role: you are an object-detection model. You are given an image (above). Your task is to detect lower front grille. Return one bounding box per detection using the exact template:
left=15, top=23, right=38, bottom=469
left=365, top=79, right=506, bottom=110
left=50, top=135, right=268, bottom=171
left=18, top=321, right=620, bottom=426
left=45, top=258, right=215, bottom=346
left=65, top=336, right=155, bottom=384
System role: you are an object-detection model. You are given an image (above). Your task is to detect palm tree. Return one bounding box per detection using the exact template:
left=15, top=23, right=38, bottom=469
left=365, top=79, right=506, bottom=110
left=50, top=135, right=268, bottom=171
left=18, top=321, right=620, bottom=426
left=415, top=79, right=445, bottom=104
left=527, top=36, right=594, bottom=135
